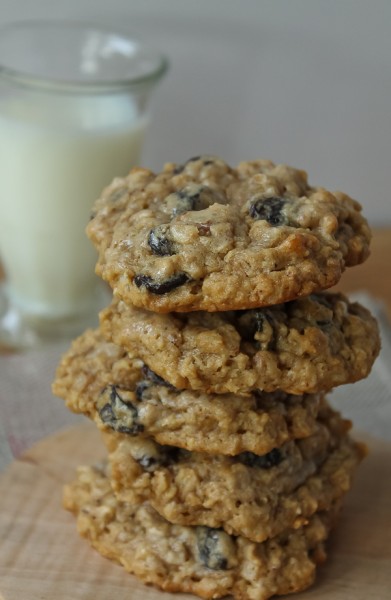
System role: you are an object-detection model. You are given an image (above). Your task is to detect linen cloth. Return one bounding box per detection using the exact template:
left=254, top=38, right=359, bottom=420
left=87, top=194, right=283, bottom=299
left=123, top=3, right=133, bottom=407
left=0, top=293, right=390, bottom=472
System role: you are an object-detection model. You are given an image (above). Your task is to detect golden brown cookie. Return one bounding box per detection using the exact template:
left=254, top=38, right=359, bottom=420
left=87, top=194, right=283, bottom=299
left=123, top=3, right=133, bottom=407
left=100, top=292, right=380, bottom=395
left=64, top=463, right=343, bottom=600
left=102, top=406, right=364, bottom=543
left=86, top=155, right=370, bottom=312
left=52, top=328, right=323, bottom=456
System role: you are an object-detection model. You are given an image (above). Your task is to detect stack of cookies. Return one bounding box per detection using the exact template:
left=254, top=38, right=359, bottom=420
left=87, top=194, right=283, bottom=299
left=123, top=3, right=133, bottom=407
left=53, top=156, right=380, bottom=600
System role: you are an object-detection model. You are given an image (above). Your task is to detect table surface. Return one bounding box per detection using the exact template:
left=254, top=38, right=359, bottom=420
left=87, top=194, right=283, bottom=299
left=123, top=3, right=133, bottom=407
left=335, top=228, right=391, bottom=318
left=1, top=424, right=390, bottom=600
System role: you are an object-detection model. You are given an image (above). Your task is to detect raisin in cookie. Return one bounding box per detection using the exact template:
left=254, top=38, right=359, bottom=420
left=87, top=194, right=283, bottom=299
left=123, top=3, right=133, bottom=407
left=100, top=292, right=380, bottom=395
left=52, top=328, right=322, bottom=456
left=64, top=463, right=342, bottom=600
left=86, top=156, right=370, bottom=312
left=101, top=407, right=364, bottom=543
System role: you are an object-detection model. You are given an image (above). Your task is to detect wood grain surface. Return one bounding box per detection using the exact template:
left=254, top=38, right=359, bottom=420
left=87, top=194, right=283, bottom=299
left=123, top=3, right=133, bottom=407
left=0, top=423, right=390, bottom=600
left=336, top=228, right=391, bottom=319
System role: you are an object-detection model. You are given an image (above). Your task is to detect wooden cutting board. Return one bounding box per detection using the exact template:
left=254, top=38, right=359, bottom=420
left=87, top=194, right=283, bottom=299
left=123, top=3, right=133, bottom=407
left=0, top=423, right=390, bottom=600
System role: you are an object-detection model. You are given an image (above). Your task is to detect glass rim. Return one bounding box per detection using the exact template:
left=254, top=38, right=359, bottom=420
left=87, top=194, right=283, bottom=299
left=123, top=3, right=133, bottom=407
left=0, top=19, right=169, bottom=94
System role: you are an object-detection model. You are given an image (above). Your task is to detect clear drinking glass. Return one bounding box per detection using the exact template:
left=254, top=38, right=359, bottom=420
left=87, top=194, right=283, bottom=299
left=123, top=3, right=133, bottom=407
left=0, top=21, right=167, bottom=349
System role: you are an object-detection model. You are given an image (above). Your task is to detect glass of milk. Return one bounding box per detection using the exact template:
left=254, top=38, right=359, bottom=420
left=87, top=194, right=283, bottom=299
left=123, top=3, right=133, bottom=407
left=0, top=21, right=168, bottom=349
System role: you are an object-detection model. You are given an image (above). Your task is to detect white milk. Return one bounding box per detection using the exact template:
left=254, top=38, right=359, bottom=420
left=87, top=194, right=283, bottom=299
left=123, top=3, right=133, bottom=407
left=0, top=94, right=147, bottom=317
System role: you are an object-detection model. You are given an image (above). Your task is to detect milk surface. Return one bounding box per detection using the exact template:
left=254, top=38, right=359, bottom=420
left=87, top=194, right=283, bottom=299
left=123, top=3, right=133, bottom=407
left=0, top=94, right=146, bottom=317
